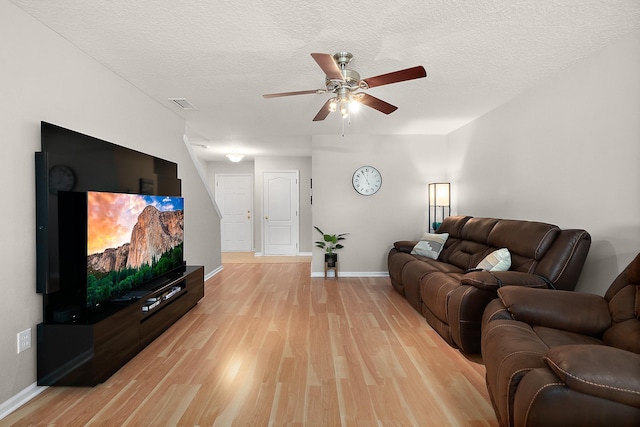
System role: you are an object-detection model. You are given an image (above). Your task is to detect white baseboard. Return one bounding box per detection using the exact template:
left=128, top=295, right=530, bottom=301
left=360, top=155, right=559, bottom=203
left=206, top=265, right=223, bottom=280
left=310, top=272, right=390, bottom=278
left=0, top=382, right=47, bottom=420
left=254, top=252, right=313, bottom=257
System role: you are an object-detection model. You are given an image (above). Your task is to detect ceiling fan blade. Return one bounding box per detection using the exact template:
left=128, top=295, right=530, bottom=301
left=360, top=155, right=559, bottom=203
left=311, top=53, right=343, bottom=81
left=312, top=99, right=333, bottom=121
left=357, top=93, right=398, bottom=114
left=263, top=89, right=325, bottom=98
left=361, top=66, right=427, bottom=89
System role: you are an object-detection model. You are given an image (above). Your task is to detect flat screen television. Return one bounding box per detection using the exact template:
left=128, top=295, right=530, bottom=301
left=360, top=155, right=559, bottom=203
left=56, top=190, right=185, bottom=319
left=85, top=191, right=185, bottom=308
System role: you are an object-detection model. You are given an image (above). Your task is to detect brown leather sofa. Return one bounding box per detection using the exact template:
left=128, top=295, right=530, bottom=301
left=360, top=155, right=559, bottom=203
left=388, top=215, right=591, bottom=353
left=481, top=253, right=640, bottom=427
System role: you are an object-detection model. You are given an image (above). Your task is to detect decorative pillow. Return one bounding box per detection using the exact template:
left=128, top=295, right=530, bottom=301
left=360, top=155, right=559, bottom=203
left=477, top=248, right=511, bottom=271
left=411, top=233, right=449, bottom=260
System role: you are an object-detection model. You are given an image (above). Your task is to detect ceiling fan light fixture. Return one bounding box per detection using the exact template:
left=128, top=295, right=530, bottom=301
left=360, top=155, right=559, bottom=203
left=226, top=153, right=245, bottom=163
left=340, top=104, right=349, bottom=118
left=262, top=52, right=426, bottom=125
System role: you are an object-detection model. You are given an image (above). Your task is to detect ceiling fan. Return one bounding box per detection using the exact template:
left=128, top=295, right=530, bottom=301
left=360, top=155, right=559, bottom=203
left=263, top=52, right=427, bottom=121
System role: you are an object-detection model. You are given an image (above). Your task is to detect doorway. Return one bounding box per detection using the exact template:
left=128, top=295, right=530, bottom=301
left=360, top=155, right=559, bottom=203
left=263, top=171, right=299, bottom=255
left=215, top=174, right=253, bottom=252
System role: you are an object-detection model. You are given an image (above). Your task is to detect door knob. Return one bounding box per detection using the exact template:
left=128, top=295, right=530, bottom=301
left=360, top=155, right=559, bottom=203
left=265, top=216, right=268, bottom=221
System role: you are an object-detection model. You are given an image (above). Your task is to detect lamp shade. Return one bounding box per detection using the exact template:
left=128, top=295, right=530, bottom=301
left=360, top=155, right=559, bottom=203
left=429, top=182, right=450, bottom=206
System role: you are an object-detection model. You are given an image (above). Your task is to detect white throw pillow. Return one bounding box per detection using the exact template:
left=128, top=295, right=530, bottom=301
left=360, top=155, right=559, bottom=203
left=411, top=233, right=449, bottom=260
left=477, top=248, right=511, bottom=271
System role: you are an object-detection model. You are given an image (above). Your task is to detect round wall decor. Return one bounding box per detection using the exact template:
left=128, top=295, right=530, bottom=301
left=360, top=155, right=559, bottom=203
left=352, top=165, right=382, bottom=196
left=48, top=164, right=76, bottom=193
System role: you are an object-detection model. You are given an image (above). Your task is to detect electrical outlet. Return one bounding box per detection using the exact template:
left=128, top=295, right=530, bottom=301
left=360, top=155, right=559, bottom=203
left=17, top=328, right=31, bottom=353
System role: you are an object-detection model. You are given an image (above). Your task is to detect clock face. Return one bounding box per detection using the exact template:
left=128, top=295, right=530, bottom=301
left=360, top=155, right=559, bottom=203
left=352, top=166, right=382, bottom=196
left=49, top=165, right=76, bottom=193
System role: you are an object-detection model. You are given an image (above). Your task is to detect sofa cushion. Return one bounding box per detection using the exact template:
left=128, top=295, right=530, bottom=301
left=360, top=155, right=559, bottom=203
left=533, top=326, right=603, bottom=348
left=497, top=286, right=611, bottom=336
left=605, top=253, right=640, bottom=302
left=477, top=248, right=511, bottom=271
left=629, top=254, right=640, bottom=284
left=603, top=319, right=640, bottom=354
left=460, top=217, right=499, bottom=243
left=411, top=233, right=449, bottom=259
left=609, top=284, right=639, bottom=324
left=487, top=219, right=559, bottom=261
left=462, top=270, right=549, bottom=291
left=388, top=249, right=419, bottom=295
left=445, top=240, right=491, bottom=270
left=481, top=319, right=550, bottom=426
left=421, top=272, right=463, bottom=324
left=544, top=345, right=640, bottom=408
left=393, top=240, right=417, bottom=253
left=435, top=215, right=471, bottom=238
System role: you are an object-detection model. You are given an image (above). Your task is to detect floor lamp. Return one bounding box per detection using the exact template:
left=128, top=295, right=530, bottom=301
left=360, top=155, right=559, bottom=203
left=428, top=183, right=451, bottom=232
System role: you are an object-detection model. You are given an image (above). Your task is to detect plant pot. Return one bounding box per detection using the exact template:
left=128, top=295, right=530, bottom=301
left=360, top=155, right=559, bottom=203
left=324, top=253, right=338, bottom=267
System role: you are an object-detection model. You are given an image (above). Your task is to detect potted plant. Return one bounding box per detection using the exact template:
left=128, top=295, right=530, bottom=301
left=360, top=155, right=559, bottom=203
left=314, top=226, right=348, bottom=267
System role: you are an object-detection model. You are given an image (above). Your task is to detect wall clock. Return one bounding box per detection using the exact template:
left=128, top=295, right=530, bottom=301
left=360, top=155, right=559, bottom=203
left=48, top=164, right=76, bottom=193
left=352, top=165, right=382, bottom=196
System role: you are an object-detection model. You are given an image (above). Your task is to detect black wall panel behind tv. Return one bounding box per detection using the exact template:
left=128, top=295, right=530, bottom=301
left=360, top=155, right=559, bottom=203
left=36, top=122, right=181, bottom=296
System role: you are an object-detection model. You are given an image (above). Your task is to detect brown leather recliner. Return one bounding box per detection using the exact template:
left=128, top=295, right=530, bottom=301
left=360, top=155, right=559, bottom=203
left=481, top=253, right=640, bottom=427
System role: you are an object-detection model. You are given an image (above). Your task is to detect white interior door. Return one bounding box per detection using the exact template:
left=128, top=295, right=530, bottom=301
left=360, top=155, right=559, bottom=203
left=263, top=171, right=299, bottom=255
left=215, top=174, right=253, bottom=252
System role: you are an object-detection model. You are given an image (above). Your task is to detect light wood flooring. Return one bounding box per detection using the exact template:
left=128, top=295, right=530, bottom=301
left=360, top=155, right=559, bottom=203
left=4, top=259, right=498, bottom=426
left=221, top=252, right=312, bottom=264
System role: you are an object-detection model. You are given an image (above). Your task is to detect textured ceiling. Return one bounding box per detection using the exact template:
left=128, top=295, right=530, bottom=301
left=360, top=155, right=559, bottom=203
left=10, top=0, right=640, bottom=161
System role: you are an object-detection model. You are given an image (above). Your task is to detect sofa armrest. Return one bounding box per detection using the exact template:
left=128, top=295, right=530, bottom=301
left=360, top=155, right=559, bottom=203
left=544, top=345, right=640, bottom=408
left=394, top=241, right=417, bottom=253
left=497, top=286, right=611, bottom=335
left=460, top=270, right=549, bottom=291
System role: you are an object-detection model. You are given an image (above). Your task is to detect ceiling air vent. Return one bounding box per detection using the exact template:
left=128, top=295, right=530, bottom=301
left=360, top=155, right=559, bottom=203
left=169, top=98, right=197, bottom=110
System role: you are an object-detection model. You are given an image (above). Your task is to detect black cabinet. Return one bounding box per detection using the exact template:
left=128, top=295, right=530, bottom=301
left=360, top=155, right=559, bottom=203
left=37, top=266, right=204, bottom=386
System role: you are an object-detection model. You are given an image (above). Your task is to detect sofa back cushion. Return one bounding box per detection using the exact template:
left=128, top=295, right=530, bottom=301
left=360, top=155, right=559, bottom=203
left=439, top=217, right=497, bottom=269
left=436, top=216, right=471, bottom=266
left=606, top=253, right=640, bottom=319
left=487, top=219, right=559, bottom=274
left=434, top=215, right=589, bottom=288
left=439, top=217, right=560, bottom=272
left=602, top=254, right=640, bottom=354
left=534, top=229, right=591, bottom=289
left=436, top=215, right=471, bottom=238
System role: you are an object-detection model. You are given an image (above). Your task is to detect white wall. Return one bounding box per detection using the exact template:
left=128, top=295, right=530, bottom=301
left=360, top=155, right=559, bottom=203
left=0, top=0, right=221, bottom=404
left=207, top=159, right=255, bottom=178
left=311, top=134, right=447, bottom=275
left=447, top=30, right=640, bottom=295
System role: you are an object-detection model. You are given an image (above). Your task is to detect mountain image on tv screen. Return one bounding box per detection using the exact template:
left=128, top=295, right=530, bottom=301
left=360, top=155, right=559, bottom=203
left=86, top=192, right=184, bottom=307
